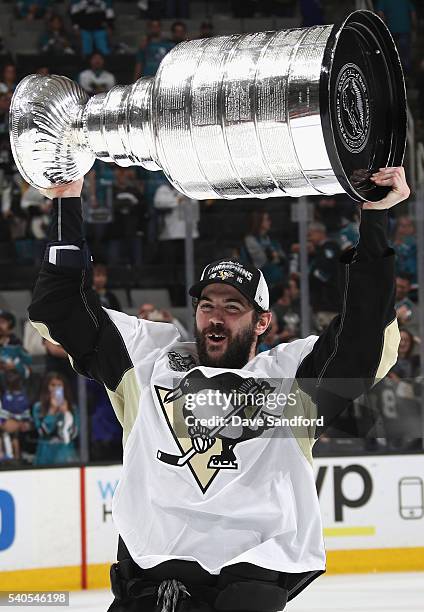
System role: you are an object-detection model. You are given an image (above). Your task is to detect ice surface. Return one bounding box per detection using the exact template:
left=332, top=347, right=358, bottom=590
left=12, top=572, right=424, bottom=612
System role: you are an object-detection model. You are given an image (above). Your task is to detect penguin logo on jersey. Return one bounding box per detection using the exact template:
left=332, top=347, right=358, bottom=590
left=154, top=371, right=277, bottom=493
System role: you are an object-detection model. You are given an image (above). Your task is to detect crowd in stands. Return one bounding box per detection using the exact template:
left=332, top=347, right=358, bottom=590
left=1, top=195, right=422, bottom=466
left=0, top=7, right=211, bottom=268
left=0, top=1, right=422, bottom=271
left=0, top=1, right=423, bottom=466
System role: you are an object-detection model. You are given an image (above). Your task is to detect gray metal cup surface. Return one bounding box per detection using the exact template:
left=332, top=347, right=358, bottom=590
left=153, top=27, right=335, bottom=199
left=10, top=11, right=405, bottom=202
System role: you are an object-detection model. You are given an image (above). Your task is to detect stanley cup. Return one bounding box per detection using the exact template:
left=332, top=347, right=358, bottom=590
left=9, top=10, right=406, bottom=202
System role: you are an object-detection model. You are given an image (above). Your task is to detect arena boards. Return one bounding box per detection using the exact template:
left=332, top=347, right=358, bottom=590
left=1, top=455, right=423, bottom=590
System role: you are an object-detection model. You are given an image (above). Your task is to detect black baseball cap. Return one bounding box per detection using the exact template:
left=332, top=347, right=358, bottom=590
left=189, top=259, right=269, bottom=312
left=0, top=310, right=16, bottom=328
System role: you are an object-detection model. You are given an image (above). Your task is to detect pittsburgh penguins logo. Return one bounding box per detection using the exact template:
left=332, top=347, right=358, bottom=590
left=335, top=63, right=370, bottom=154
left=154, top=371, right=278, bottom=493
left=217, top=270, right=234, bottom=280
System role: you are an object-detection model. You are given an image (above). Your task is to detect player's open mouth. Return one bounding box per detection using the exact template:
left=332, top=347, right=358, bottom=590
left=207, top=333, right=226, bottom=345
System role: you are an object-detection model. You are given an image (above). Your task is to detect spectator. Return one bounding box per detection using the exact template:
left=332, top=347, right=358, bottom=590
left=0, top=63, right=17, bottom=94
left=0, top=310, right=32, bottom=388
left=39, top=14, right=76, bottom=55
left=92, top=263, right=122, bottom=310
left=241, top=211, right=288, bottom=287
left=84, top=159, right=114, bottom=260
left=392, top=215, right=417, bottom=283
left=106, top=167, right=146, bottom=266
left=306, top=221, right=340, bottom=331
left=87, top=378, right=122, bottom=461
left=0, top=92, right=14, bottom=189
left=314, top=196, right=358, bottom=239
left=24, top=322, right=77, bottom=392
left=138, top=303, right=157, bottom=320
left=197, top=21, right=214, bottom=39
left=390, top=328, right=420, bottom=380
left=156, top=308, right=192, bottom=341
left=153, top=179, right=199, bottom=265
left=257, top=315, right=280, bottom=353
left=339, top=213, right=360, bottom=252
left=86, top=159, right=114, bottom=211
left=0, top=312, right=21, bottom=349
left=142, top=170, right=166, bottom=248
left=138, top=302, right=191, bottom=341
left=137, top=303, right=155, bottom=320
left=171, top=21, right=188, bottom=44
left=0, top=369, right=31, bottom=461
left=314, top=196, right=341, bottom=237
left=16, top=0, right=49, bottom=20
left=270, top=282, right=300, bottom=342
left=377, top=328, right=422, bottom=451
left=70, top=0, right=114, bottom=56
left=395, top=273, right=419, bottom=338
left=23, top=319, right=46, bottom=356
left=134, top=20, right=174, bottom=80
left=288, top=276, right=300, bottom=309
left=376, top=0, right=416, bottom=73
left=32, top=372, right=79, bottom=465
left=79, top=52, right=115, bottom=94
left=1, top=173, right=31, bottom=261
left=44, top=339, right=77, bottom=389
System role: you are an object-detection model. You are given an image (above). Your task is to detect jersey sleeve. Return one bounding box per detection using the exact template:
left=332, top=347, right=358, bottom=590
left=295, top=209, right=400, bottom=439
left=28, top=196, right=133, bottom=390
left=28, top=197, right=179, bottom=441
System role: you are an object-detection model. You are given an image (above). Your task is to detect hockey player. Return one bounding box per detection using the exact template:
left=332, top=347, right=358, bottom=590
left=28, top=167, right=409, bottom=612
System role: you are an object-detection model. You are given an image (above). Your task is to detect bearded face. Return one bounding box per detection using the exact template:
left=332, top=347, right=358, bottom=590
left=195, top=318, right=257, bottom=369
left=194, top=284, right=266, bottom=369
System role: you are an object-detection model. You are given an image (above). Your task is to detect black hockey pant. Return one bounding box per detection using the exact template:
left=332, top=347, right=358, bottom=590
left=108, top=541, right=288, bottom=612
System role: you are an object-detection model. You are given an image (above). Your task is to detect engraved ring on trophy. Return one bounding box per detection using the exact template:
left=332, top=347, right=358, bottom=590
left=9, top=10, right=406, bottom=202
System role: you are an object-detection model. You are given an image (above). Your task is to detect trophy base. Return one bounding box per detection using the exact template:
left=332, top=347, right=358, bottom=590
left=321, top=10, right=406, bottom=202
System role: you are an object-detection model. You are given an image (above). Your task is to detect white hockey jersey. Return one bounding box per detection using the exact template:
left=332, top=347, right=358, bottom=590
left=28, top=197, right=400, bottom=599
left=105, top=311, right=325, bottom=575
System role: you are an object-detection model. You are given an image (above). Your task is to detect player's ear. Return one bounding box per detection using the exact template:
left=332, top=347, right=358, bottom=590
left=255, top=310, right=272, bottom=337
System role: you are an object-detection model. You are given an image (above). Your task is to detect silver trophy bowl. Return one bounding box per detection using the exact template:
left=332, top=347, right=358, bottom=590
left=10, top=10, right=406, bottom=201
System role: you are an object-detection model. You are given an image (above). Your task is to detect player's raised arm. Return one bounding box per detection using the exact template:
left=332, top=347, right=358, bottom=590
left=26, top=179, right=156, bottom=441
left=28, top=180, right=135, bottom=387
left=295, top=167, right=410, bottom=432
left=27, top=177, right=187, bottom=445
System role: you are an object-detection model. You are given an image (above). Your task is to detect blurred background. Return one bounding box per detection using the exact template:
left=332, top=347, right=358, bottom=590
left=0, top=0, right=423, bottom=468
left=0, top=0, right=423, bottom=600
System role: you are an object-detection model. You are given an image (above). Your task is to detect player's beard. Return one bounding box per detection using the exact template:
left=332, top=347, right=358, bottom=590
left=195, top=322, right=256, bottom=369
